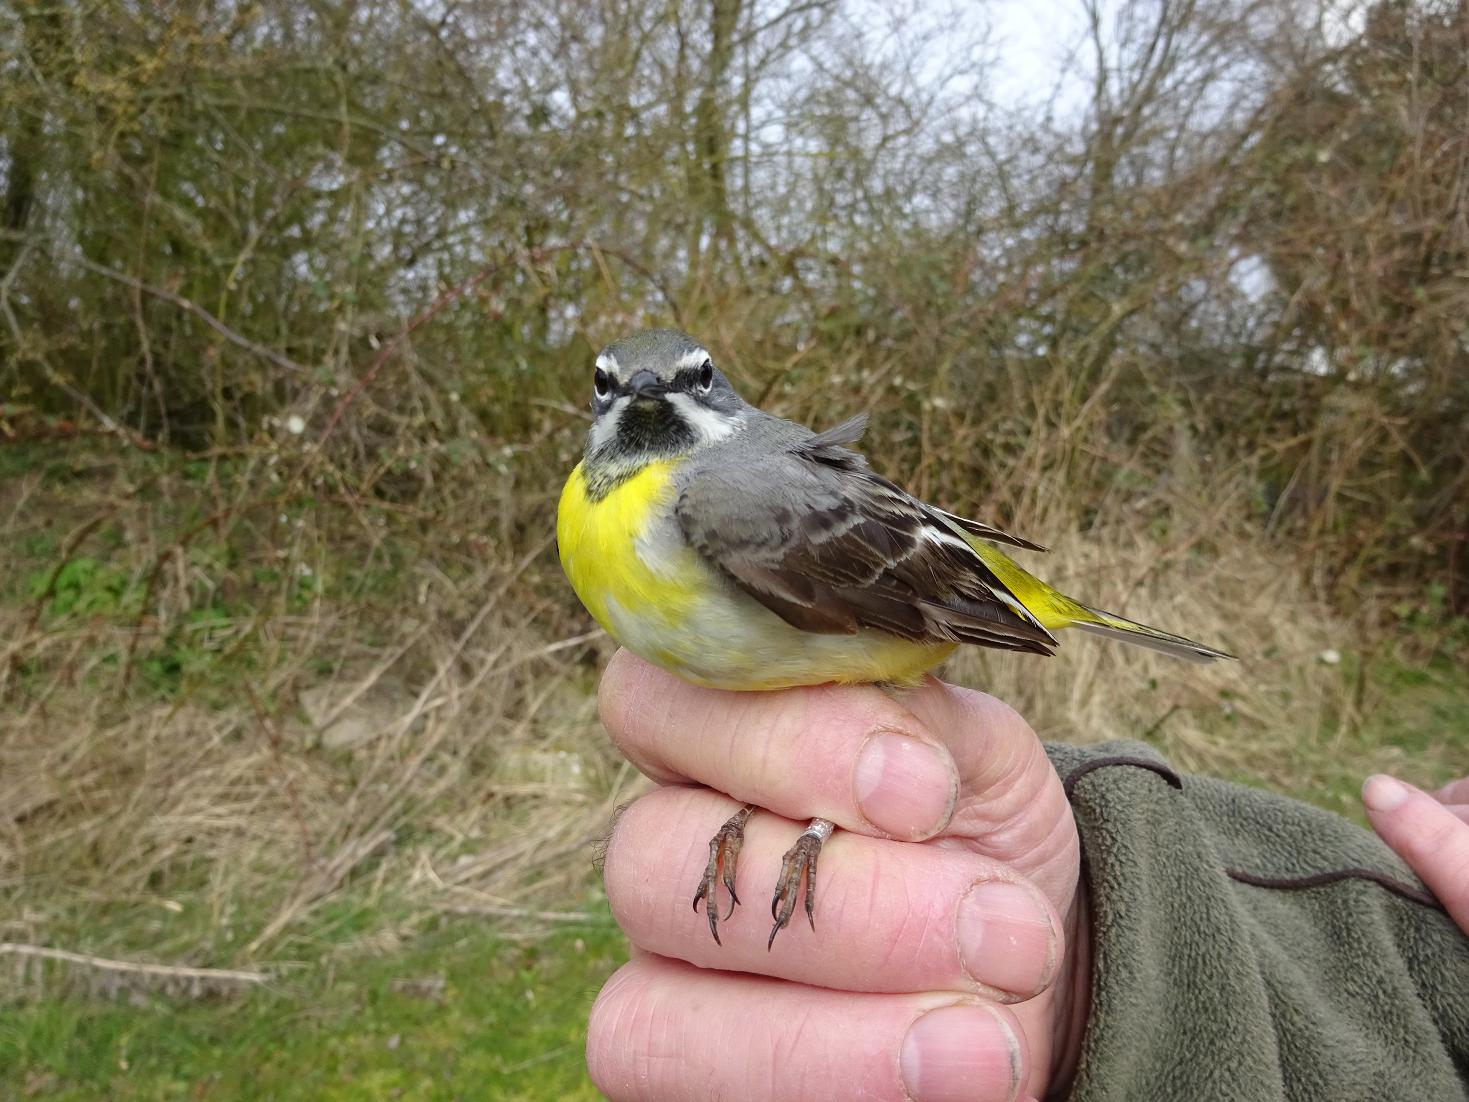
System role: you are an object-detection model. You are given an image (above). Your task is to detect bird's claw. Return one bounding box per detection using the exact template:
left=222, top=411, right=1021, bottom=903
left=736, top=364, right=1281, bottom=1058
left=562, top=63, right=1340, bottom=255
left=692, top=805, right=755, bottom=945
left=768, top=827, right=826, bottom=949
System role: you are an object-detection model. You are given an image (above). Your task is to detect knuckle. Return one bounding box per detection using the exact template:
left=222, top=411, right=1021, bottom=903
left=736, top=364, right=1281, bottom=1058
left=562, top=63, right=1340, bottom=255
left=808, top=685, right=922, bottom=765
left=848, top=684, right=925, bottom=738
left=1432, top=846, right=1469, bottom=901
left=736, top=690, right=809, bottom=786
left=1403, top=809, right=1461, bottom=864
left=972, top=688, right=1028, bottom=732
left=737, top=686, right=898, bottom=814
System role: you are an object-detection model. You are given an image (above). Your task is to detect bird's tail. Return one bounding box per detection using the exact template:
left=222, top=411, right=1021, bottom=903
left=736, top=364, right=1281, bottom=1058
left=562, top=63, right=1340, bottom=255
left=1067, top=605, right=1234, bottom=664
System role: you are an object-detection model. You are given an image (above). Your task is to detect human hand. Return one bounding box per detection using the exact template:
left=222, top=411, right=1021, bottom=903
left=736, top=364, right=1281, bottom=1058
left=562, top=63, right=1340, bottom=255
left=587, top=650, right=1088, bottom=1102
left=1363, top=773, right=1469, bottom=932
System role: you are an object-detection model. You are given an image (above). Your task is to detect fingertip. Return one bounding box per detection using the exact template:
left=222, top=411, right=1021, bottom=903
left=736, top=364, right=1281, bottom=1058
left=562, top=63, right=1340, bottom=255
left=900, top=1001, right=1027, bottom=1102
left=802, top=682, right=958, bottom=839
left=854, top=728, right=959, bottom=840
left=956, top=878, right=1062, bottom=1001
left=904, top=680, right=1061, bottom=850
left=1362, top=773, right=1410, bottom=813
left=599, top=792, right=639, bottom=925
left=1364, top=781, right=1469, bottom=930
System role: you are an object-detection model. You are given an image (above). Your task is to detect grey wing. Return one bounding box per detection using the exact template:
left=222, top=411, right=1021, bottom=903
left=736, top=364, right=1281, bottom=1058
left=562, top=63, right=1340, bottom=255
left=805, top=414, right=1045, bottom=552
left=674, top=432, right=1057, bottom=654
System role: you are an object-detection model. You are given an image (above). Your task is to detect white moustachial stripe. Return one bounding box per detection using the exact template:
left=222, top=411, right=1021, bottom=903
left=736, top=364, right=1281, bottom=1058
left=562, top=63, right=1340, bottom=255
left=666, top=392, right=742, bottom=446
left=589, top=395, right=628, bottom=452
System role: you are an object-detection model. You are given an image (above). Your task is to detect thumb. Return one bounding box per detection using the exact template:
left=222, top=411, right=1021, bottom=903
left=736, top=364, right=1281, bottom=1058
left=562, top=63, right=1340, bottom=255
left=904, top=678, right=1079, bottom=909
left=1363, top=774, right=1469, bottom=932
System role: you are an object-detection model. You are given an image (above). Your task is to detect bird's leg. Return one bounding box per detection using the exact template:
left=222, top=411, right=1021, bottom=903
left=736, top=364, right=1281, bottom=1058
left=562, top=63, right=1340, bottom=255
left=768, top=817, right=834, bottom=949
left=692, top=803, right=756, bottom=944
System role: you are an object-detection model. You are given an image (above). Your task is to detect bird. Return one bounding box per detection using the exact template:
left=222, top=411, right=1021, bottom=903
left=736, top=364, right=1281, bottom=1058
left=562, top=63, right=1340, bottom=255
left=556, top=328, right=1232, bottom=947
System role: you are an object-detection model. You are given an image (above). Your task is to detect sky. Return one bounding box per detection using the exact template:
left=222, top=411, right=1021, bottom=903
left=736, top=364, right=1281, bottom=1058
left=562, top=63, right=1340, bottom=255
left=842, top=0, right=1097, bottom=119
left=984, top=0, right=1093, bottom=115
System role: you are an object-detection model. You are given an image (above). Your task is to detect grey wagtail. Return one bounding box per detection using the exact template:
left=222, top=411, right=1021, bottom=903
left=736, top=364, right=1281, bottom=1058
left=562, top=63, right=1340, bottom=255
left=557, top=328, right=1231, bottom=946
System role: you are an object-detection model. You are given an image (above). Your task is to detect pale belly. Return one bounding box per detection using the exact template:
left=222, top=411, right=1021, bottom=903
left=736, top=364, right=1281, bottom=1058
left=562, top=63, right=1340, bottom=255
left=605, top=566, right=955, bottom=690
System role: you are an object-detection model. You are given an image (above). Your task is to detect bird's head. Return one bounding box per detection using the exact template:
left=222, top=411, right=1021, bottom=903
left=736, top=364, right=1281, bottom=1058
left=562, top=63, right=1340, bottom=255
left=583, top=329, right=749, bottom=472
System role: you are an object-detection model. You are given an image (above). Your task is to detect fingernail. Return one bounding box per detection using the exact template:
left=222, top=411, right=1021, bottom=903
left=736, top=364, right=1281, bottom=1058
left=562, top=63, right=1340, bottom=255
left=1363, top=774, right=1409, bottom=812
left=855, top=731, right=957, bottom=839
left=900, top=1004, right=1022, bottom=1102
left=957, top=881, right=1057, bottom=998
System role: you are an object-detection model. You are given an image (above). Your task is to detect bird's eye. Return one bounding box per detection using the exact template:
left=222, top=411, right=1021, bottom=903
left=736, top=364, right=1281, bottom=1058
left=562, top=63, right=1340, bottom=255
left=593, top=368, right=611, bottom=400
left=696, top=360, right=714, bottom=393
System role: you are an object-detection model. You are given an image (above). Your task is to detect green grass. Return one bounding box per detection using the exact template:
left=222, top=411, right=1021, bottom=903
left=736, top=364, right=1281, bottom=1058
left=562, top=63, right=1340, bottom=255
left=1263, top=655, right=1469, bottom=822
left=1, top=913, right=628, bottom=1101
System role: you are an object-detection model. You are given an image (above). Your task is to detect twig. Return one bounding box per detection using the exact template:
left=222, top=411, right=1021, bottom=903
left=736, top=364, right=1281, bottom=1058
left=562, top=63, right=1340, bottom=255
left=114, top=241, right=597, bottom=696
left=1141, top=703, right=1180, bottom=742
left=515, top=627, right=604, bottom=665
left=68, top=253, right=310, bottom=376
left=436, top=902, right=611, bottom=924
left=304, top=243, right=577, bottom=463
left=0, top=943, right=267, bottom=985
left=0, top=242, right=154, bottom=450
left=244, top=828, right=395, bottom=955
left=499, top=1042, right=580, bottom=1075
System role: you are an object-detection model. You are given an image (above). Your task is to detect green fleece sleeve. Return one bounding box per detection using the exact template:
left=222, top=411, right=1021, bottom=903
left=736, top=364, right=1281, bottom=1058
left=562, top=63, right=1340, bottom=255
left=1044, top=740, right=1469, bottom=1102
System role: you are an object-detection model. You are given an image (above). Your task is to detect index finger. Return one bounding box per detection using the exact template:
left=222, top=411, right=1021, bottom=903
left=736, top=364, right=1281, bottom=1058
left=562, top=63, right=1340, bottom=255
left=597, top=649, right=959, bottom=841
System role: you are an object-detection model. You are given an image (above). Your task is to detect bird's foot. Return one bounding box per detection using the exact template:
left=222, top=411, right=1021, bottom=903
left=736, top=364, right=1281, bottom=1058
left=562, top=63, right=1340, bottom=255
left=692, top=804, right=756, bottom=944
left=768, top=818, right=834, bottom=949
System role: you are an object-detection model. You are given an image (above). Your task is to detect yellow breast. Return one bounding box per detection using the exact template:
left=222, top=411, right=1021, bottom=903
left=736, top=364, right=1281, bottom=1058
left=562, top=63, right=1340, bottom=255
left=556, top=460, right=705, bottom=667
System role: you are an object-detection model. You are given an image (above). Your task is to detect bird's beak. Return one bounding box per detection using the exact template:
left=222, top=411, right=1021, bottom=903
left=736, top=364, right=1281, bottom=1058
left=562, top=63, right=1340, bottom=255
left=626, top=369, right=667, bottom=400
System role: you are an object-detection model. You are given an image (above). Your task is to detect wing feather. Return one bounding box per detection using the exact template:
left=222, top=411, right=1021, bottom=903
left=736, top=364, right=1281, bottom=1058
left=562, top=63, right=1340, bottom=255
left=675, top=423, right=1056, bottom=655
left=806, top=413, right=869, bottom=448
left=930, top=507, right=1047, bottom=553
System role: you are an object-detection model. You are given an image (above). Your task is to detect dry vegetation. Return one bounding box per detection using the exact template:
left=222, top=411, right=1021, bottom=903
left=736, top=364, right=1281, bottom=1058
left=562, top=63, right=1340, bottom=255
left=0, top=438, right=635, bottom=979
left=2, top=0, right=1467, bottom=994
